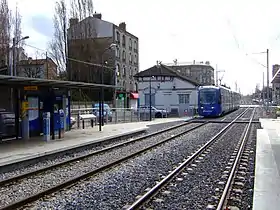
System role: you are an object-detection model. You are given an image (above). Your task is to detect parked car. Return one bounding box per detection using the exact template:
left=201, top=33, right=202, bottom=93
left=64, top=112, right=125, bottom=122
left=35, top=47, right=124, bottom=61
left=137, top=106, right=169, bottom=118
left=92, top=103, right=113, bottom=122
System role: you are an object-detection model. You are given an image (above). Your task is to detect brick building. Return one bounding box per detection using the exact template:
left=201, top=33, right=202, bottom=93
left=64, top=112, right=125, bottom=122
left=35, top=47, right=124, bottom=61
left=67, top=13, right=139, bottom=107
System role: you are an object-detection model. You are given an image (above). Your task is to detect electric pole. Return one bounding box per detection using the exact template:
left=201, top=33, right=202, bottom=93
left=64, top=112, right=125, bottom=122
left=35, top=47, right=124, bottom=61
left=263, top=71, right=265, bottom=105
left=266, top=49, right=269, bottom=111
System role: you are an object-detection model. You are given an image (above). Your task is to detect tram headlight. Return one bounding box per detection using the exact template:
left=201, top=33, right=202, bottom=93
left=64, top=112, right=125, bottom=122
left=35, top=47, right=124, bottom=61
left=211, top=107, right=215, bottom=109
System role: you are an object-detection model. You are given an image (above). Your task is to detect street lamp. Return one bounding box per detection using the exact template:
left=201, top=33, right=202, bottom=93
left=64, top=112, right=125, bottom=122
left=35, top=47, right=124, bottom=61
left=12, top=36, right=29, bottom=76
left=99, top=43, right=117, bottom=131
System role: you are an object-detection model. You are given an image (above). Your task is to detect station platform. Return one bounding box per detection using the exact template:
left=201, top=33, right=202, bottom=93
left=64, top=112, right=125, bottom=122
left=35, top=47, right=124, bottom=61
left=254, top=118, right=280, bottom=210
left=0, top=117, right=189, bottom=167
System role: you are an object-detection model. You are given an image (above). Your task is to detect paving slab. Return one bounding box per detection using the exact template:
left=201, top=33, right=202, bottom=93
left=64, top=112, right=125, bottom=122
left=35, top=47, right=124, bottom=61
left=0, top=123, right=148, bottom=167
left=253, top=118, right=280, bottom=210
left=0, top=117, right=191, bottom=167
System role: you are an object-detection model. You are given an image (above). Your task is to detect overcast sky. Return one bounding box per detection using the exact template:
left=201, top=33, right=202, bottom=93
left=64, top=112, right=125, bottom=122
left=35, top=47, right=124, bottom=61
left=8, top=0, right=280, bottom=94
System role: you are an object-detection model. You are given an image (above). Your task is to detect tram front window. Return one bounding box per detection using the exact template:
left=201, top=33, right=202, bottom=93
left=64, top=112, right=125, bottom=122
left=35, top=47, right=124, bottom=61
left=199, top=90, right=217, bottom=105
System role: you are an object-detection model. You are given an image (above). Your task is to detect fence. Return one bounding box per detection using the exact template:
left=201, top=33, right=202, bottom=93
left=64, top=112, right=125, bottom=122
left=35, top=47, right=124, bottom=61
left=70, top=107, right=171, bottom=129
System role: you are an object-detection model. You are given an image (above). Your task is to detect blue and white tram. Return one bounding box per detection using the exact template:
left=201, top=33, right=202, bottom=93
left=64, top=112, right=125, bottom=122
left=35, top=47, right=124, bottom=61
left=198, top=86, right=241, bottom=117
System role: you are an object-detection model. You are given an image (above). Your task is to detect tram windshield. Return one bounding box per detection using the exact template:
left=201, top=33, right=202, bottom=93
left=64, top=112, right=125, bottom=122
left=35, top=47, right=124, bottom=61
left=199, top=89, right=217, bottom=104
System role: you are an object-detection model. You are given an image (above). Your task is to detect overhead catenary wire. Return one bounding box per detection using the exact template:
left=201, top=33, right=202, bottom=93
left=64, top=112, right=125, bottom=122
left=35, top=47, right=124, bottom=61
left=225, top=17, right=267, bottom=68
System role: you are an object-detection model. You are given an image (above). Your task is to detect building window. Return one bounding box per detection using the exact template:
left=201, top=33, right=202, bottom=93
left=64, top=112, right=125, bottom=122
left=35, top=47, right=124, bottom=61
left=116, top=63, right=121, bottom=77
left=129, top=38, right=132, bottom=50
left=122, top=35, right=126, bottom=47
left=123, top=65, right=126, bottom=77
left=134, top=40, right=137, bottom=52
left=135, top=67, right=138, bottom=74
left=129, top=53, right=132, bottom=63
left=145, top=94, right=155, bottom=106
left=134, top=54, right=137, bottom=64
left=115, top=48, right=120, bottom=58
left=116, top=31, right=120, bottom=43
left=178, top=94, right=190, bottom=104
left=122, top=50, right=126, bottom=61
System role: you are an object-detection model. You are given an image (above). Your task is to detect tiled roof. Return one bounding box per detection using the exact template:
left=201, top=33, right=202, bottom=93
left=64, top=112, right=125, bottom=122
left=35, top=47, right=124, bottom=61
left=134, top=64, right=200, bottom=86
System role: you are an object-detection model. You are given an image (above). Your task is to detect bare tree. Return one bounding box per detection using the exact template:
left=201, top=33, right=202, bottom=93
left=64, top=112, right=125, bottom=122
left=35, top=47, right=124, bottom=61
left=70, top=0, right=93, bottom=20
left=0, top=0, right=11, bottom=69
left=48, top=0, right=67, bottom=74
left=12, top=5, right=23, bottom=48
left=48, top=0, right=95, bottom=76
left=22, top=66, right=41, bottom=78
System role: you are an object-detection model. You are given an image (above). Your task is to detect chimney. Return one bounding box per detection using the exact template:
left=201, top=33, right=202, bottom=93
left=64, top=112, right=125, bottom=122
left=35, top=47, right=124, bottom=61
left=93, top=12, right=102, bottom=19
left=69, top=18, right=79, bottom=27
left=119, top=22, right=126, bottom=31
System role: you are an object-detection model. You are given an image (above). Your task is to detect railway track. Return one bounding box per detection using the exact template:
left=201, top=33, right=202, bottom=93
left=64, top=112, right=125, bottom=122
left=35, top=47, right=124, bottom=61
left=124, top=108, right=255, bottom=210
left=0, top=108, right=251, bottom=210
left=0, top=121, right=207, bottom=209
left=215, top=108, right=256, bottom=210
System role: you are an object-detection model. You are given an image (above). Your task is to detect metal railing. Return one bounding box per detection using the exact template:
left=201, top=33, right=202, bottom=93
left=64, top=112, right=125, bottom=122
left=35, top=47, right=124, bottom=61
left=70, top=107, right=172, bottom=129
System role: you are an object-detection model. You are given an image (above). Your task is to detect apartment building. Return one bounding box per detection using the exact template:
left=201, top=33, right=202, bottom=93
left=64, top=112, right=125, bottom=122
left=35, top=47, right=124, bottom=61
left=67, top=13, right=139, bottom=107
left=167, top=61, right=215, bottom=86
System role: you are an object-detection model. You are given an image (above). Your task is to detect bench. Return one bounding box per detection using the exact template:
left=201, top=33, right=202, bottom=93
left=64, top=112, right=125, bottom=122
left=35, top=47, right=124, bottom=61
left=79, top=114, right=96, bottom=129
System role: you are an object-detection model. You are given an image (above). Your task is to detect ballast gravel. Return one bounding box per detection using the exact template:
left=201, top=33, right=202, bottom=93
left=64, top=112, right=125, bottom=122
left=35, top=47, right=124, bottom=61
left=145, top=123, right=247, bottom=209
left=0, top=120, right=188, bottom=180
left=27, top=123, right=227, bottom=210
left=0, top=122, right=202, bottom=208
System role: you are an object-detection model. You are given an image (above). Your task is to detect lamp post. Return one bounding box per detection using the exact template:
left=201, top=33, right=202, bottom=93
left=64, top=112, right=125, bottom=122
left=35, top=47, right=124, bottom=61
left=149, top=74, right=152, bottom=121
left=12, top=36, right=29, bottom=76
left=10, top=36, right=29, bottom=112
left=11, top=36, right=29, bottom=140
left=99, top=43, right=117, bottom=131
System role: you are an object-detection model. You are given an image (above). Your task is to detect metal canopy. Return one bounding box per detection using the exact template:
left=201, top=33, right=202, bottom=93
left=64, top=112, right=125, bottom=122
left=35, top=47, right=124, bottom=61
left=272, top=68, right=280, bottom=84
left=0, top=75, right=121, bottom=89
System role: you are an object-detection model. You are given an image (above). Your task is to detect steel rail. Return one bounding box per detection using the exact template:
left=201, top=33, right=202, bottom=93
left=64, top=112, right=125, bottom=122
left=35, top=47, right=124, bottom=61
left=125, top=108, right=250, bottom=210
left=216, top=108, right=256, bottom=210
left=0, top=121, right=193, bottom=186
left=0, top=123, right=207, bottom=210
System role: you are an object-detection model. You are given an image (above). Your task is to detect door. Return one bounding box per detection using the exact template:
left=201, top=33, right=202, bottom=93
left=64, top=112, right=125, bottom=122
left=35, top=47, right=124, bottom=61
left=178, top=94, right=190, bottom=117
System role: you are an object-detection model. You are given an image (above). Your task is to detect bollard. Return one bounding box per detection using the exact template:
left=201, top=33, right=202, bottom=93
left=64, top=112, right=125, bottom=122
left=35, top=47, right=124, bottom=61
left=91, top=119, right=94, bottom=127
left=115, top=110, right=118, bottom=124
left=82, top=119, right=85, bottom=129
